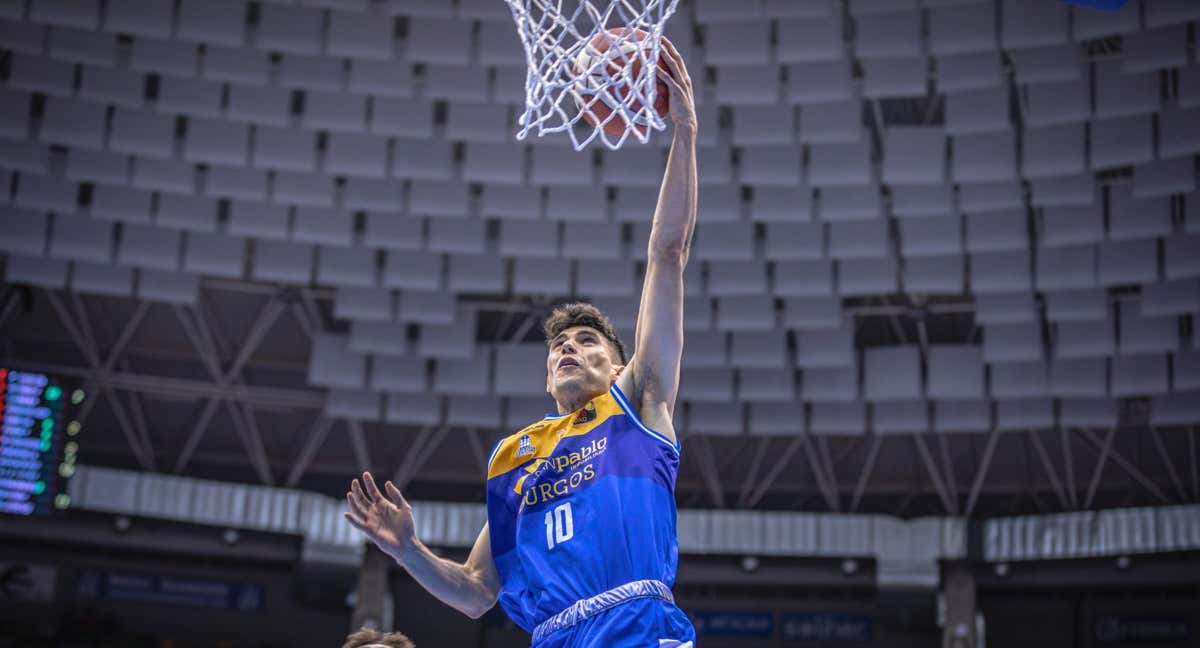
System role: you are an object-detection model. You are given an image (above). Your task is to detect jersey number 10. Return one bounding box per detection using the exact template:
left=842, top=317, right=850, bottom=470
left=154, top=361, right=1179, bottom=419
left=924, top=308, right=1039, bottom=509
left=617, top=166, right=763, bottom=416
left=544, top=502, right=575, bottom=550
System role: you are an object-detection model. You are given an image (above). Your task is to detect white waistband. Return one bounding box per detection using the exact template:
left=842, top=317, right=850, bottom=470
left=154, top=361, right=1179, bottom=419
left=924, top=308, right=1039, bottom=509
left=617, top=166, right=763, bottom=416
left=531, top=579, right=675, bottom=644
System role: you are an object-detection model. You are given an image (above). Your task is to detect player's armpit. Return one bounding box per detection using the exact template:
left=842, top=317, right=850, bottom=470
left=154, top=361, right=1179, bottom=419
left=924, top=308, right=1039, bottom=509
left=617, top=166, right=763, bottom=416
left=465, top=523, right=501, bottom=613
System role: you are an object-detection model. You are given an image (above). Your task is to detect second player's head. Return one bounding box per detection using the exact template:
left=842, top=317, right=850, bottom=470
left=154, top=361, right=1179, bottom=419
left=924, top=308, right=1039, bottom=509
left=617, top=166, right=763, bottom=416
left=543, top=303, right=627, bottom=409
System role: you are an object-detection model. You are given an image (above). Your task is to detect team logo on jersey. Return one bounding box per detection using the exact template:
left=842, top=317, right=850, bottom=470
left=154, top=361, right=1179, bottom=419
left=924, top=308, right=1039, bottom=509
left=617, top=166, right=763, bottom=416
left=515, top=434, right=536, bottom=457
left=573, top=401, right=597, bottom=426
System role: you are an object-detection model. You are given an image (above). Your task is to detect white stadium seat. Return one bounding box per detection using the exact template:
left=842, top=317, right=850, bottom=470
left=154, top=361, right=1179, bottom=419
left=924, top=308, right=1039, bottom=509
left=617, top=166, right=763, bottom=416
left=786, top=61, right=854, bottom=104
left=1111, top=354, right=1169, bottom=397
left=854, top=10, right=921, bottom=59
left=982, top=322, right=1042, bottom=363
left=945, top=87, right=1010, bottom=135
left=773, top=260, right=835, bottom=296
left=873, top=400, right=930, bottom=435
left=739, top=368, right=796, bottom=402
left=252, top=241, right=314, bottom=284
left=882, top=128, right=947, bottom=186
left=903, top=255, right=964, bottom=294
left=861, top=58, right=928, bottom=99
left=1041, top=288, right=1104, bottom=321
left=995, top=398, right=1054, bottom=430
left=368, top=355, right=426, bottom=392
left=747, top=402, right=805, bottom=436
left=974, top=292, right=1036, bottom=324
left=864, top=345, right=922, bottom=401
left=990, top=360, right=1049, bottom=399
left=1054, top=319, right=1115, bottom=359
left=795, top=325, right=854, bottom=368
left=1139, top=280, right=1200, bottom=317
left=929, top=3, right=996, bottom=55
left=1051, top=358, right=1109, bottom=398
left=317, top=245, right=377, bottom=287
left=182, top=232, right=245, bottom=279
left=934, top=399, right=991, bottom=434
left=117, top=225, right=182, bottom=271
left=927, top=345, right=985, bottom=399
left=327, top=10, right=394, bottom=60
left=810, top=402, right=865, bottom=436
left=776, top=14, right=843, bottom=62
left=332, top=288, right=394, bottom=325
left=1118, top=310, right=1179, bottom=356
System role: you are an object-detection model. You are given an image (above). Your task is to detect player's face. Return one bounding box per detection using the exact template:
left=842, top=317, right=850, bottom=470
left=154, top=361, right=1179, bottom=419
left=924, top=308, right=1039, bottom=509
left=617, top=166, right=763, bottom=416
left=546, top=326, right=622, bottom=404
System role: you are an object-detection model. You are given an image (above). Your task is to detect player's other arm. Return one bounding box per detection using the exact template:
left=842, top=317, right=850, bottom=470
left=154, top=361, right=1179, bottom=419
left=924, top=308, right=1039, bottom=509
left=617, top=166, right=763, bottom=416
left=624, top=40, right=698, bottom=433
left=345, top=472, right=500, bottom=619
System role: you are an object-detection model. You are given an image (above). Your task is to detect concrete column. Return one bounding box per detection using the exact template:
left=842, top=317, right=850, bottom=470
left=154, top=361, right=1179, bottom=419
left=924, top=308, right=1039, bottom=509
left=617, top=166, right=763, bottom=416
left=350, top=544, right=393, bottom=632
left=941, top=561, right=978, bottom=648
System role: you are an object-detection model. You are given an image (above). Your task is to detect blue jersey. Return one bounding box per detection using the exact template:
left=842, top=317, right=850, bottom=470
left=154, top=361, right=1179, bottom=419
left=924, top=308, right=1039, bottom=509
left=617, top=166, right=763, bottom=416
left=485, top=384, right=683, bottom=634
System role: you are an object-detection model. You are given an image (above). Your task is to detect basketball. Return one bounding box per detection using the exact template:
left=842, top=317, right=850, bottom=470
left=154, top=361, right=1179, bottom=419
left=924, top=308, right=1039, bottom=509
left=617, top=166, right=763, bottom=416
left=572, top=27, right=672, bottom=137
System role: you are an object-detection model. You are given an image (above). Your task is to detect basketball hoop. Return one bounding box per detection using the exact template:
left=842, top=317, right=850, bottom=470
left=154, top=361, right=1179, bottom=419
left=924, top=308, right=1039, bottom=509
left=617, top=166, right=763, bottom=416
left=504, top=0, right=681, bottom=150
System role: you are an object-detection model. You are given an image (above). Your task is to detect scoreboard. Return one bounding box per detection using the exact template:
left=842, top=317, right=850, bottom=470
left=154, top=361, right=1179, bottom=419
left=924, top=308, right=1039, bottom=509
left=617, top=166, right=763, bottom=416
left=0, top=368, right=82, bottom=516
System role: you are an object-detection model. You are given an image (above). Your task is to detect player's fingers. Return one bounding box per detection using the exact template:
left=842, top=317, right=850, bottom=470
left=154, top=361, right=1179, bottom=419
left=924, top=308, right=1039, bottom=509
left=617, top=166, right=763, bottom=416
left=658, top=38, right=692, bottom=87
left=347, top=489, right=370, bottom=517
left=384, top=481, right=408, bottom=507
left=656, top=40, right=683, bottom=81
left=351, top=478, right=372, bottom=506
left=363, top=472, right=385, bottom=502
left=343, top=511, right=370, bottom=534
left=655, top=68, right=688, bottom=99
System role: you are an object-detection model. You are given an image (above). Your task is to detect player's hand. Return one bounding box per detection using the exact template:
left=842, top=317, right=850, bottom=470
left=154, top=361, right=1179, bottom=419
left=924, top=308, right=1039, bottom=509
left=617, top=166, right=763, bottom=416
left=344, top=472, right=416, bottom=561
left=656, top=37, right=697, bottom=134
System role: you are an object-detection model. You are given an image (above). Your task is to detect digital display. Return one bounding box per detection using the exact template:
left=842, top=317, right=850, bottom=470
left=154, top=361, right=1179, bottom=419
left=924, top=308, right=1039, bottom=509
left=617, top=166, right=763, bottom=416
left=0, top=368, right=82, bottom=516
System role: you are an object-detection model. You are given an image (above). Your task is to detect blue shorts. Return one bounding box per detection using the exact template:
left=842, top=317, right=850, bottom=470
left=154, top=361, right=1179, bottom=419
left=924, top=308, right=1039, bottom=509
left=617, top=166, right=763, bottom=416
left=528, top=580, right=696, bottom=648
left=531, top=597, right=696, bottom=648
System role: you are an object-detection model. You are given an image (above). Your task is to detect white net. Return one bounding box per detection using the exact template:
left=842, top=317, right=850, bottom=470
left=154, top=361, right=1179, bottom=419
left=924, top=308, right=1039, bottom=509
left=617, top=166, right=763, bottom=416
left=504, top=0, right=681, bottom=150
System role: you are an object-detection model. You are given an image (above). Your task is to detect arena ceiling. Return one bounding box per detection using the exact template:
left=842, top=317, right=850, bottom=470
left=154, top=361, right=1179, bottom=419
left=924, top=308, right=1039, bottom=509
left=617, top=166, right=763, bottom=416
left=2, top=0, right=1199, bottom=518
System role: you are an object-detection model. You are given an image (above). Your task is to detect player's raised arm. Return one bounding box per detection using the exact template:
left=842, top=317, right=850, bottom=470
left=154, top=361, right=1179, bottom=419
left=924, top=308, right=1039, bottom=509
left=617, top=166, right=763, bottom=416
left=624, top=40, right=698, bottom=426
left=345, top=472, right=500, bottom=619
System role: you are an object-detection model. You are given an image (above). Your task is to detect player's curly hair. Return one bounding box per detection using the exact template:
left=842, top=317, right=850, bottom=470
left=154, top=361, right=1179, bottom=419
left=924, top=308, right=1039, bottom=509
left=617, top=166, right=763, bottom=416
left=543, top=302, right=628, bottom=364
left=341, top=628, right=415, bottom=648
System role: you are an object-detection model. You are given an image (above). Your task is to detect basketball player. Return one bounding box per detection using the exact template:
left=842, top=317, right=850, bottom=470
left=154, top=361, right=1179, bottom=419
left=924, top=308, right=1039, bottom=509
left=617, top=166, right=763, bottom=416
left=345, top=39, right=697, bottom=647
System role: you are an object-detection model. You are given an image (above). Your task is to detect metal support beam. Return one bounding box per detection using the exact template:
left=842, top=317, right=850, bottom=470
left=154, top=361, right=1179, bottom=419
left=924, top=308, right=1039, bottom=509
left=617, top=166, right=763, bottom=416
left=1078, top=428, right=1170, bottom=504
left=43, top=292, right=154, bottom=470
left=287, top=417, right=335, bottom=487
left=798, top=433, right=840, bottom=511
left=936, top=432, right=959, bottom=508
left=965, top=428, right=1001, bottom=516
left=173, top=303, right=278, bottom=484
left=1060, top=428, right=1078, bottom=507
left=737, top=437, right=771, bottom=508
left=1084, top=428, right=1116, bottom=508
left=1028, top=429, right=1070, bottom=510
left=1191, top=426, right=1199, bottom=501
left=174, top=399, right=222, bottom=474
left=224, top=401, right=274, bottom=485
left=815, top=435, right=841, bottom=509
left=393, top=426, right=450, bottom=489
left=465, top=428, right=489, bottom=474
left=4, top=360, right=325, bottom=409
left=347, top=420, right=372, bottom=476
left=746, top=436, right=804, bottom=509
left=0, top=289, right=22, bottom=331
left=914, top=434, right=956, bottom=514
left=690, top=435, right=727, bottom=508
left=1149, top=427, right=1187, bottom=503
left=223, top=300, right=285, bottom=382
left=850, top=435, right=883, bottom=513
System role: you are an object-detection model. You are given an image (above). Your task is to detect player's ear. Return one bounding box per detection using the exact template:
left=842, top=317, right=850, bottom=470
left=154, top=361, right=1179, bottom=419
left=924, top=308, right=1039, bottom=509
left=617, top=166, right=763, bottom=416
left=610, top=364, right=625, bottom=384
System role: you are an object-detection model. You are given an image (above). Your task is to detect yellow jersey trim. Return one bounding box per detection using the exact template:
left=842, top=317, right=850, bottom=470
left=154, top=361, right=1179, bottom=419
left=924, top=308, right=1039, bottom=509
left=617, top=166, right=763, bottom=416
left=486, top=391, right=624, bottom=480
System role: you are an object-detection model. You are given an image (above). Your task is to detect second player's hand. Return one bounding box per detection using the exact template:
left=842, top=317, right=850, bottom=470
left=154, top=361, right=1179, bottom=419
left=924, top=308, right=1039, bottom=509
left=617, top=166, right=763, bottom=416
left=656, top=38, right=697, bottom=134
left=345, top=472, right=416, bottom=561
